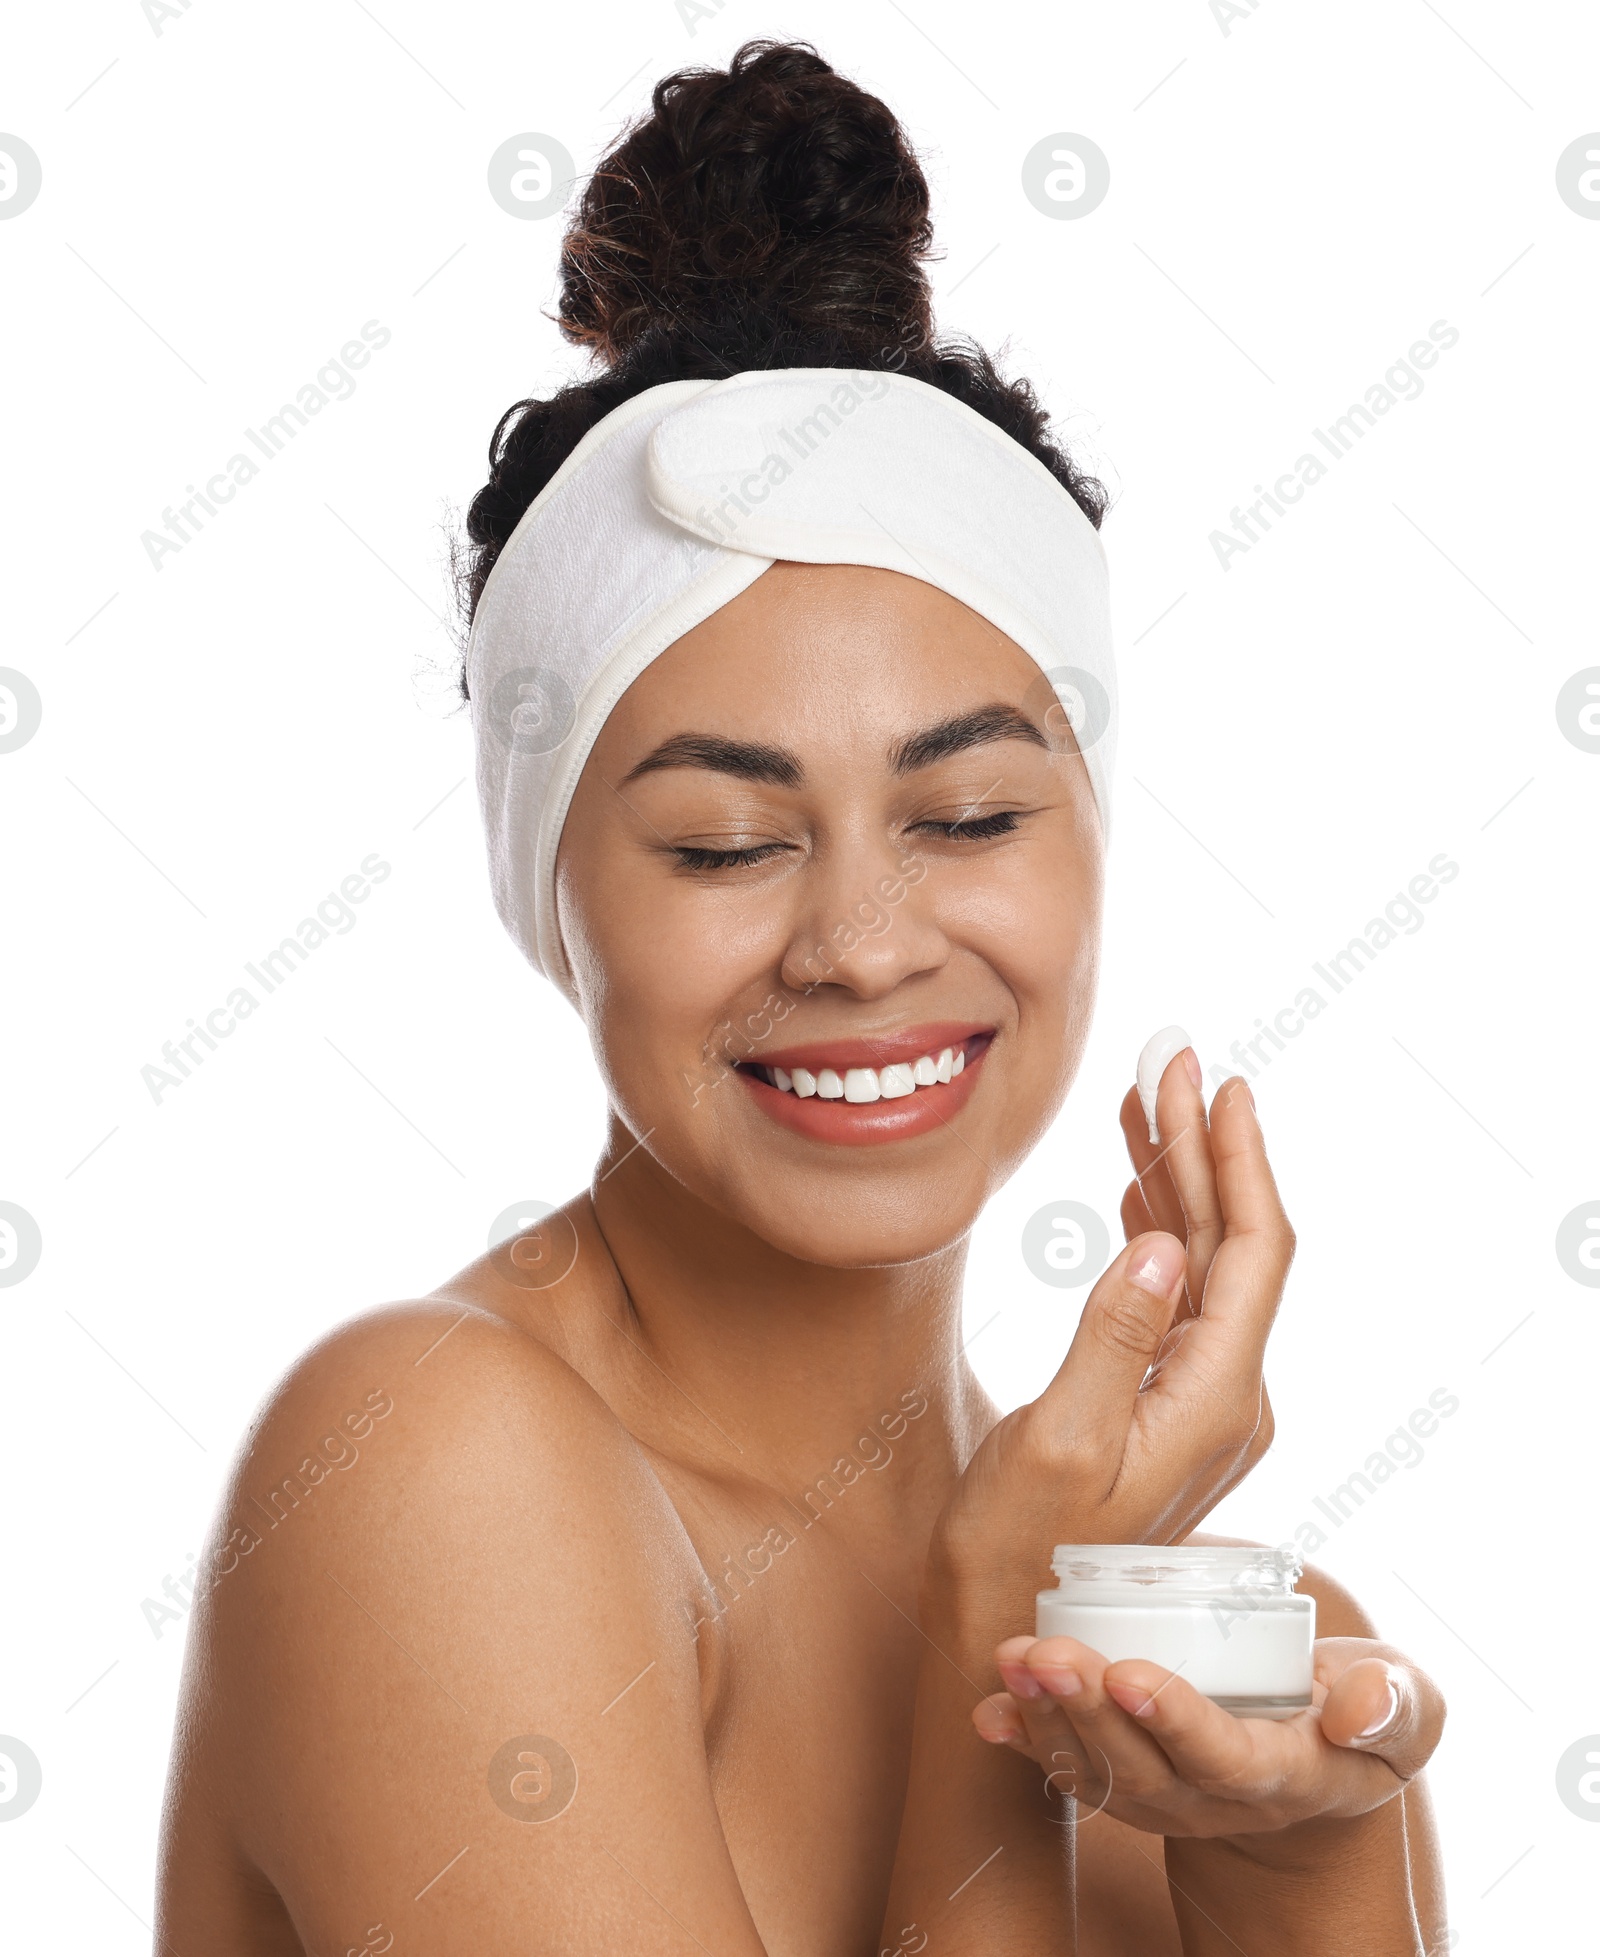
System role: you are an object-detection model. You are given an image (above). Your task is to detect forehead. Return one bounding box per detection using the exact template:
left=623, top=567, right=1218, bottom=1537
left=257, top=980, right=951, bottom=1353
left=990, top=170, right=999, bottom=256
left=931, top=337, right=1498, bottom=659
left=592, top=561, right=1046, bottom=760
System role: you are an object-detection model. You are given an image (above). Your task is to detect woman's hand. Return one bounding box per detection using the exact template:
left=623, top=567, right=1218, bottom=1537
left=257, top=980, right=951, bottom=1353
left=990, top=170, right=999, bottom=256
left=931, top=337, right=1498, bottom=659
left=923, top=1052, right=1293, bottom=1648
left=973, top=1632, right=1446, bottom=1850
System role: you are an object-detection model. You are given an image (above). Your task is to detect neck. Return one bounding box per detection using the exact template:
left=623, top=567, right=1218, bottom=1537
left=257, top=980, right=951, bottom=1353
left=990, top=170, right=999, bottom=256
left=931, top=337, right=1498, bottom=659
left=583, top=1121, right=993, bottom=1508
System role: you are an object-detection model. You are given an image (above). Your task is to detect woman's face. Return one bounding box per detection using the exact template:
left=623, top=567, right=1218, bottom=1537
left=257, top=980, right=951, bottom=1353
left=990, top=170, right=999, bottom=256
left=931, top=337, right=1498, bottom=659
left=556, top=562, right=1104, bottom=1268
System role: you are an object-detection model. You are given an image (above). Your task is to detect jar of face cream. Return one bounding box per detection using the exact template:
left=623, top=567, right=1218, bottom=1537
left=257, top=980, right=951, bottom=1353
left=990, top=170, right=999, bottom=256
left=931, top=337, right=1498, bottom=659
left=1036, top=1545, right=1315, bottom=1719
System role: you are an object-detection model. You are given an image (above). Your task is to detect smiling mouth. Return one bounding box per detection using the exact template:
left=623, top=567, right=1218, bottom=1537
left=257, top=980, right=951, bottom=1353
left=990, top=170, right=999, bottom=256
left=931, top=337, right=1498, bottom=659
left=737, top=1035, right=988, bottom=1104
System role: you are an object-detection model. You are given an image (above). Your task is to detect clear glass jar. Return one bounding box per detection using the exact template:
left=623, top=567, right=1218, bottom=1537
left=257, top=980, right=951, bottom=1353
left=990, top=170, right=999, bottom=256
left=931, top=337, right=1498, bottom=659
left=1036, top=1544, right=1315, bottom=1718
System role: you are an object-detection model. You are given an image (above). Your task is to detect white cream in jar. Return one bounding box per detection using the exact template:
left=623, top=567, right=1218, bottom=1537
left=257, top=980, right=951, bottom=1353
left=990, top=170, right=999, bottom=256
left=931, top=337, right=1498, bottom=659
left=1036, top=1545, right=1315, bottom=1718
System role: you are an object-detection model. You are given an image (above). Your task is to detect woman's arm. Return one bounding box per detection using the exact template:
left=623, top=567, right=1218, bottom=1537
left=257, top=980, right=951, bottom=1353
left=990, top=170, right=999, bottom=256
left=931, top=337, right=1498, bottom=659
left=874, top=1060, right=1348, bottom=1952
left=157, top=1303, right=771, bottom=1956
left=874, top=1059, right=1291, bottom=1950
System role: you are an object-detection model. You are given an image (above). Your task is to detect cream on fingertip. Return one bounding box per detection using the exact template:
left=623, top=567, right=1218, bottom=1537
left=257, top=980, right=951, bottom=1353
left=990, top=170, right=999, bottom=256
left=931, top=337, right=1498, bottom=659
left=1136, top=1025, right=1193, bottom=1144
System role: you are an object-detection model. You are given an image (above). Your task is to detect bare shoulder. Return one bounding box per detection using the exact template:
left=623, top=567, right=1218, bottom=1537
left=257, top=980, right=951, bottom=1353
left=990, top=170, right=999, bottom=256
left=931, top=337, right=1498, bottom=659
left=1185, top=1529, right=1378, bottom=1638
left=160, top=1296, right=761, bottom=1954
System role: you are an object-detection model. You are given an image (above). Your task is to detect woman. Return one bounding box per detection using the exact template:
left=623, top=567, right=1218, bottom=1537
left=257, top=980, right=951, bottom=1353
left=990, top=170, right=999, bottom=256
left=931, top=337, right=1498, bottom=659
left=157, top=41, right=1447, bottom=1955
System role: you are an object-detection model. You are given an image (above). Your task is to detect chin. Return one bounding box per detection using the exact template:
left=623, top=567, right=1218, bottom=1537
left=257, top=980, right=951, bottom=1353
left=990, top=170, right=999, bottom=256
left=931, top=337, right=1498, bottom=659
left=727, top=1184, right=983, bottom=1270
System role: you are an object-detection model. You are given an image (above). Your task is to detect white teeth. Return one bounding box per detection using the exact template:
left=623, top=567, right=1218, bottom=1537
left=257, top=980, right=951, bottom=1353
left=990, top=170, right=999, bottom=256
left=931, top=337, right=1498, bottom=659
left=758, top=1046, right=972, bottom=1099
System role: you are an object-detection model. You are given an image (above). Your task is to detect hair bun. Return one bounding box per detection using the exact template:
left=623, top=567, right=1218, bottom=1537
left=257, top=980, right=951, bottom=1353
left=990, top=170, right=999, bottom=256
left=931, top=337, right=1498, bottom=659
left=558, top=40, right=934, bottom=364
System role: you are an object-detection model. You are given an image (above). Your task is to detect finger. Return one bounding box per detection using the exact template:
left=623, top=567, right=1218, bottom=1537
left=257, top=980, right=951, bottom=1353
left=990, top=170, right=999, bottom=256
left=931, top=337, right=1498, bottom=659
left=1155, top=1076, right=1294, bottom=1394
left=1119, top=1173, right=1158, bottom=1244
left=1119, top=1059, right=1223, bottom=1327
left=1119, top=1087, right=1184, bottom=1242
left=993, top=1642, right=1099, bottom=1799
left=1036, top=1233, right=1188, bottom=1464
left=1099, top=1657, right=1286, bottom=1793
left=1317, top=1648, right=1446, bottom=1783
left=1149, top=1048, right=1227, bottom=1316
left=1023, top=1638, right=1185, bottom=1809
left=971, top=1689, right=1026, bottom=1745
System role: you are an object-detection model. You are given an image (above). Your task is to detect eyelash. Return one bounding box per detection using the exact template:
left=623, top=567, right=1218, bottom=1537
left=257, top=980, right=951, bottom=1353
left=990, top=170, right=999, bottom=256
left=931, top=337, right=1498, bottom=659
left=671, top=811, right=1026, bottom=871
left=672, top=842, right=791, bottom=871
left=920, top=810, right=1024, bottom=842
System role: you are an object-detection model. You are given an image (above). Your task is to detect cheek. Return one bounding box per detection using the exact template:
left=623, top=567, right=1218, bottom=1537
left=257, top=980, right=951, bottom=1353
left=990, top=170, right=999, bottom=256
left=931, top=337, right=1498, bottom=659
left=557, top=844, right=760, bottom=1132
left=970, top=830, right=1102, bottom=999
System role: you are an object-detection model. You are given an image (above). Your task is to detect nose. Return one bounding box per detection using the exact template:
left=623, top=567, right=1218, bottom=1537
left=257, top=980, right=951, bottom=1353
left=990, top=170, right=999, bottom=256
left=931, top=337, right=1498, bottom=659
left=777, top=840, right=950, bottom=1001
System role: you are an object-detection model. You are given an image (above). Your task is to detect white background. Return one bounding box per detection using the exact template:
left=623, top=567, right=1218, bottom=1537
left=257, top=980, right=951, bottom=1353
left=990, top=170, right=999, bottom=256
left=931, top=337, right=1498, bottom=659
left=3, top=0, right=1597, bottom=1948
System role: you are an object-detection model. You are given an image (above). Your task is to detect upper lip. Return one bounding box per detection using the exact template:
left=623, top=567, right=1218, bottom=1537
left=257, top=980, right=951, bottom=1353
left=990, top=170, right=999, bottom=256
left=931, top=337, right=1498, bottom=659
left=738, top=1021, right=994, bottom=1073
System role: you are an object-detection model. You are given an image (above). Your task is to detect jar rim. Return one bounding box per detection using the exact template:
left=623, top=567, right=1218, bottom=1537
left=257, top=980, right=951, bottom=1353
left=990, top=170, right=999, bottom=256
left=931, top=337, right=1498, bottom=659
left=1048, top=1543, right=1303, bottom=1588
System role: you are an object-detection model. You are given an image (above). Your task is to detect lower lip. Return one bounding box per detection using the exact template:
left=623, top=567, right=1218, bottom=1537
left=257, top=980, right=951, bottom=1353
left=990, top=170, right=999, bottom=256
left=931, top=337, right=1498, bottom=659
left=737, top=1041, right=991, bottom=1147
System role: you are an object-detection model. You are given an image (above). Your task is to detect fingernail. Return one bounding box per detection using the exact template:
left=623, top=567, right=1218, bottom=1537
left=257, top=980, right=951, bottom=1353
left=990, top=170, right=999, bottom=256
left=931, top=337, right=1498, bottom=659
left=1183, top=1047, right=1202, bottom=1090
left=1130, top=1238, right=1185, bottom=1297
left=1106, top=1679, right=1157, bottom=1719
left=1357, top=1679, right=1399, bottom=1739
left=1136, top=1024, right=1191, bottom=1144
left=999, top=1661, right=1045, bottom=1700
left=1033, top=1664, right=1082, bottom=1698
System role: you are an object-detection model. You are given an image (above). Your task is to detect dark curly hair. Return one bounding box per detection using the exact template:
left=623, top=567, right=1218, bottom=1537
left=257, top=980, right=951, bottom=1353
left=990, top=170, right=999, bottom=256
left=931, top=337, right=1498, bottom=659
left=455, top=40, right=1108, bottom=687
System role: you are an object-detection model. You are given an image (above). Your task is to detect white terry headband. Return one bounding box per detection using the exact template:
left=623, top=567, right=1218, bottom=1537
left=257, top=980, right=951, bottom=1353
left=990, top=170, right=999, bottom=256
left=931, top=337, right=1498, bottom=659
left=467, top=366, right=1116, bottom=1005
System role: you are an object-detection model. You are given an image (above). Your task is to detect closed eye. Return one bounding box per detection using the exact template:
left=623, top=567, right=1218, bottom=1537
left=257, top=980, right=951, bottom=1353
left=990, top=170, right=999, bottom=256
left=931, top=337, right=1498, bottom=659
left=915, top=810, right=1028, bottom=842
left=671, top=841, right=794, bottom=872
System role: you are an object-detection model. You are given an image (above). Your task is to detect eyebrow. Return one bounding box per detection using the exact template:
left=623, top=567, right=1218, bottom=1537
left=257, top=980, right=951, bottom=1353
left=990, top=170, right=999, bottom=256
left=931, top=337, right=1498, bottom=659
left=619, top=702, right=1047, bottom=788
left=620, top=732, right=803, bottom=788
left=888, top=703, right=1048, bottom=774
